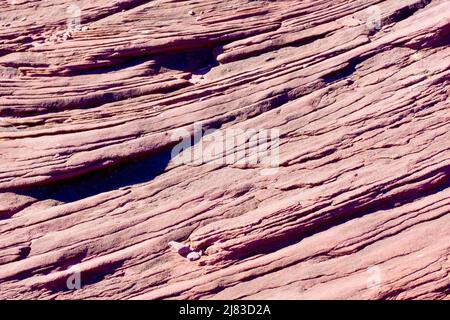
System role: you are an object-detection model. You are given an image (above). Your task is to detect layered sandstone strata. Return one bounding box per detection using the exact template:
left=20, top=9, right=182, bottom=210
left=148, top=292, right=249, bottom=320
left=0, top=0, right=449, bottom=299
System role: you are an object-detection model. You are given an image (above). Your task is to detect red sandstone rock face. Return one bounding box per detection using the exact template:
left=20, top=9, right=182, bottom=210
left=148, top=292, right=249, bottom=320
left=0, top=0, right=449, bottom=300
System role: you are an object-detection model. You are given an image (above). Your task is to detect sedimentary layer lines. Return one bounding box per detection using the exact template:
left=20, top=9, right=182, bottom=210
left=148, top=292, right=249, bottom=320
left=0, top=0, right=449, bottom=299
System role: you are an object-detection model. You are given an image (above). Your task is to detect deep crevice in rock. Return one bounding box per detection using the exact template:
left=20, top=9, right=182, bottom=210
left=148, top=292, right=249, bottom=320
left=16, top=146, right=174, bottom=203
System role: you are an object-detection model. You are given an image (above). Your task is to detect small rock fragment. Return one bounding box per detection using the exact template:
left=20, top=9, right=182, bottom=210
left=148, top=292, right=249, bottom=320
left=62, top=31, right=72, bottom=41
left=188, top=10, right=195, bottom=16
left=187, top=251, right=201, bottom=261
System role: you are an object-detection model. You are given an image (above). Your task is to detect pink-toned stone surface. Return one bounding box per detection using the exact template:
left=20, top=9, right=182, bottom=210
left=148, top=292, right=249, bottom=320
left=0, top=0, right=449, bottom=299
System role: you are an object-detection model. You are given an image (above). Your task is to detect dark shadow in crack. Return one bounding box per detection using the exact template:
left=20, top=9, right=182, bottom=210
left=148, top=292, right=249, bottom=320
left=322, top=61, right=357, bottom=84
left=15, top=123, right=222, bottom=204
left=155, top=46, right=219, bottom=74
left=16, top=147, right=173, bottom=203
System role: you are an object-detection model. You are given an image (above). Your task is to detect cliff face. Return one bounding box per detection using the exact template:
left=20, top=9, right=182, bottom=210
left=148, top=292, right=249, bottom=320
left=0, top=0, right=449, bottom=299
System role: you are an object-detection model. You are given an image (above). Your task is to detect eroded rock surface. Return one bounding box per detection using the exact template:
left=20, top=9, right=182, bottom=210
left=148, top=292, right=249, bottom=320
left=0, top=0, right=449, bottom=299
